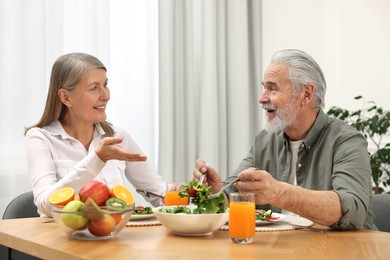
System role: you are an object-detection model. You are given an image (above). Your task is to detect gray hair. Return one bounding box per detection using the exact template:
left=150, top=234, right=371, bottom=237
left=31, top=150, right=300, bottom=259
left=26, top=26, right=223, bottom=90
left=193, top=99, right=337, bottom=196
left=271, top=49, right=327, bottom=109
left=25, top=53, right=114, bottom=136
left=51, top=52, right=106, bottom=94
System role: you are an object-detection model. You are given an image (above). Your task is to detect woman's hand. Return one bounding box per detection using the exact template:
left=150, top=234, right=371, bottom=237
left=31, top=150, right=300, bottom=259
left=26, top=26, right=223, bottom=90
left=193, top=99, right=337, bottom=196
left=193, top=159, right=223, bottom=194
left=95, top=137, right=147, bottom=163
left=167, top=183, right=181, bottom=192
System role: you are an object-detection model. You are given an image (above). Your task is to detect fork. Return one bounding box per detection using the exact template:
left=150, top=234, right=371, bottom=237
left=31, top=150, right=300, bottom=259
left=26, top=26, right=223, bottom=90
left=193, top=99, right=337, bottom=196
left=198, top=173, right=206, bottom=184
left=208, top=178, right=239, bottom=199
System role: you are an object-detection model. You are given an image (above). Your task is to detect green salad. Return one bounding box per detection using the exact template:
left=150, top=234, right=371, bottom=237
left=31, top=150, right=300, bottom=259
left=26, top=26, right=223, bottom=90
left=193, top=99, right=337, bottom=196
left=160, top=180, right=227, bottom=214
left=256, top=209, right=273, bottom=220
left=158, top=206, right=191, bottom=214
left=134, top=206, right=153, bottom=215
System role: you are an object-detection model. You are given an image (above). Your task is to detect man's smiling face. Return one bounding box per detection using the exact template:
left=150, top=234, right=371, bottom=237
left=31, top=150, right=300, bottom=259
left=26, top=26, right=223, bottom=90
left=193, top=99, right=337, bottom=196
left=259, top=63, right=299, bottom=132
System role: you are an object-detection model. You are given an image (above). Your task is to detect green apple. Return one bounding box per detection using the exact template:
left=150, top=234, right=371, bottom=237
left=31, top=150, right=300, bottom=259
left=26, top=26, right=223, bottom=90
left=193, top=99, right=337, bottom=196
left=61, top=200, right=89, bottom=230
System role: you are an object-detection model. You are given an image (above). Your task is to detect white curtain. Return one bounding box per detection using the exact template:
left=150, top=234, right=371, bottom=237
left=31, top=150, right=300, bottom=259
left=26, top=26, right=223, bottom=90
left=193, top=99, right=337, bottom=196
left=158, top=0, right=263, bottom=183
left=0, top=0, right=158, bottom=215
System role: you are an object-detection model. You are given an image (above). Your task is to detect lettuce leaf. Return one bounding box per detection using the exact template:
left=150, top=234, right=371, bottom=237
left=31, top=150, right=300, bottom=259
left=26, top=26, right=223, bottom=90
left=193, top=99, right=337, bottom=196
left=178, top=180, right=226, bottom=214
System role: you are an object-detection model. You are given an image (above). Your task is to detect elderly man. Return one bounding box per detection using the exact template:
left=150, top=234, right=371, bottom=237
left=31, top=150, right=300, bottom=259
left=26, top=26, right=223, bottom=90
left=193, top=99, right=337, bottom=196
left=194, top=49, right=376, bottom=230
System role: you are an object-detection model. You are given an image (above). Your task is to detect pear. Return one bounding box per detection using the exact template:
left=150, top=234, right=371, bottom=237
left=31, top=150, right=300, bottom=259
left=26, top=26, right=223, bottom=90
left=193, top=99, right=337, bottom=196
left=84, top=197, right=104, bottom=221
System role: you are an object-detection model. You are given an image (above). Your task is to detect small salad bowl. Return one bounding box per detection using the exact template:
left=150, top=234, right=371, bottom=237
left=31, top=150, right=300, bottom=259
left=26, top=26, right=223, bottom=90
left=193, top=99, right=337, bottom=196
left=153, top=205, right=229, bottom=236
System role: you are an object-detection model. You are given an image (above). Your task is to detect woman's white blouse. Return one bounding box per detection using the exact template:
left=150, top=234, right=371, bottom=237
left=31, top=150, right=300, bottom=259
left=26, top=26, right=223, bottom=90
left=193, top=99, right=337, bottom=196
left=26, top=120, right=167, bottom=217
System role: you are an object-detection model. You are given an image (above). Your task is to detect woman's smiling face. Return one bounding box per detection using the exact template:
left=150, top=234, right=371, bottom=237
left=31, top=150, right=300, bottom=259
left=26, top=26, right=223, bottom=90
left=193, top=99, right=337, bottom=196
left=63, top=68, right=110, bottom=125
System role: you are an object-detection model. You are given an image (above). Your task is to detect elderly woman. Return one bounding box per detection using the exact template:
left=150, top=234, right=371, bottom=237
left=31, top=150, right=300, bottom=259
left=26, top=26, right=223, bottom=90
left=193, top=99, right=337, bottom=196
left=25, top=53, right=175, bottom=217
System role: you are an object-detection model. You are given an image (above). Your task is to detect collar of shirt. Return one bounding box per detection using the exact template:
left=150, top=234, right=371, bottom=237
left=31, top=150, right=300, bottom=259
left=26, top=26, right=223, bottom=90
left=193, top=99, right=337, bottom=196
left=42, top=120, right=106, bottom=140
left=282, top=109, right=327, bottom=152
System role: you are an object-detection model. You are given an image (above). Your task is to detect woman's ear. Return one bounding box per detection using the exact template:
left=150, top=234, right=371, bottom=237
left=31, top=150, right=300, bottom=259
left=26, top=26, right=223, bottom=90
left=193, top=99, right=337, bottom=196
left=58, top=89, right=72, bottom=107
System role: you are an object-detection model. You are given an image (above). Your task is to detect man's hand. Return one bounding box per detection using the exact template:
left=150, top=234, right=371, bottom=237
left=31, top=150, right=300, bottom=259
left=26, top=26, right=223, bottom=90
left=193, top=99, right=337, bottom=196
left=236, top=167, right=342, bottom=226
left=235, top=168, right=284, bottom=205
left=193, top=159, right=223, bottom=194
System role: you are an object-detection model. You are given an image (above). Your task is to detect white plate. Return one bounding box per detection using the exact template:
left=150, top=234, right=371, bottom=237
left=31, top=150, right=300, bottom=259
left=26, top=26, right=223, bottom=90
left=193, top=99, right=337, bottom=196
left=256, top=213, right=314, bottom=228
left=256, top=212, right=286, bottom=225
left=130, top=214, right=155, bottom=221
left=283, top=215, right=314, bottom=227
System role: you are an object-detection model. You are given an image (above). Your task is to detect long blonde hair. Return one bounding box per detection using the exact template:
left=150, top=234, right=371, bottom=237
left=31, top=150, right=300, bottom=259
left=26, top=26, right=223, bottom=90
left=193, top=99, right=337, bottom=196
left=24, top=53, right=114, bottom=136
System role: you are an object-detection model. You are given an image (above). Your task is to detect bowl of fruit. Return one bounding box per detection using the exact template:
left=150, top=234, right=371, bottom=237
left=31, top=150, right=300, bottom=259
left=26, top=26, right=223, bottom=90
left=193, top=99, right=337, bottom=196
left=153, top=180, right=228, bottom=236
left=50, top=180, right=135, bottom=240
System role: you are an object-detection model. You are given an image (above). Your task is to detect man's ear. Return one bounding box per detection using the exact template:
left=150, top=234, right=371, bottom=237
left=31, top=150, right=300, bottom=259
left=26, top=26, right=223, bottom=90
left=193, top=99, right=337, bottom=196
left=58, top=89, right=71, bottom=107
left=301, top=84, right=314, bottom=106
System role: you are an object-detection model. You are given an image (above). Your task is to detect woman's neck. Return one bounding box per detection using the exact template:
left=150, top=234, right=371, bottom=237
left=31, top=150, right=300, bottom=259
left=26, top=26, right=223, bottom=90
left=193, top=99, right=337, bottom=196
left=60, top=118, right=95, bottom=150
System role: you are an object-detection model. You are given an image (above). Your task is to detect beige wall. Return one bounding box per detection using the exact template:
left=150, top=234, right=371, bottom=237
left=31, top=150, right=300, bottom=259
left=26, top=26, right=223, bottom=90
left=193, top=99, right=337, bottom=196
left=262, top=0, right=390, bottom=111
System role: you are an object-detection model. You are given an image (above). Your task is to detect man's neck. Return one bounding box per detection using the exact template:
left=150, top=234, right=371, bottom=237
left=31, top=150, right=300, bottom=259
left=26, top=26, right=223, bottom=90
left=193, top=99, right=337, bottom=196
left=284, top=109, right=319, bottom=141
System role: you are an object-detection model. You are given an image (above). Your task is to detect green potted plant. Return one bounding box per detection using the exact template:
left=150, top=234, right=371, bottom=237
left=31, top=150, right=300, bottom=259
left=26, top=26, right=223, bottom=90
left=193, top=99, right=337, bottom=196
left=327, top=96, right=390, bottom=194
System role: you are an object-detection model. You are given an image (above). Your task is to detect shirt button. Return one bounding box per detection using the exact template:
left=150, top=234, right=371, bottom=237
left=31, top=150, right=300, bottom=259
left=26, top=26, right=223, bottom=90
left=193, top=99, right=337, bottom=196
left=298, top=164, right=302, bottom=168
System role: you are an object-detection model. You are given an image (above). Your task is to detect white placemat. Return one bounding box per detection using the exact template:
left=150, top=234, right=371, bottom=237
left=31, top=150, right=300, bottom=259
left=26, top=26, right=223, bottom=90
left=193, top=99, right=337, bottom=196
left=126, top=218, right=161, bottom=227
left=220, top=223, right=295, bottom=232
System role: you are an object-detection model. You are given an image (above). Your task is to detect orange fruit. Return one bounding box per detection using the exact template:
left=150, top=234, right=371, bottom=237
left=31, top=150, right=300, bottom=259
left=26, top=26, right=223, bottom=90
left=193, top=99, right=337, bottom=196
left=111, top=184, right=135, bottom=205
left=49, top=187, right=75, bottom=206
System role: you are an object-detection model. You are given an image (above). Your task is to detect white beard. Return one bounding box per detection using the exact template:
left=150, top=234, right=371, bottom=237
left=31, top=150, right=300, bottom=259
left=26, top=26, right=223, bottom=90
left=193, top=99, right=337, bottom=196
left=264, top=99, right=298, bottom=133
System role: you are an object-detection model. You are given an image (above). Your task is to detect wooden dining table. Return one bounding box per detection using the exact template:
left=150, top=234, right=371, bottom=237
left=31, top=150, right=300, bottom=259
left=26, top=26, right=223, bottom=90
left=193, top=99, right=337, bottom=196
left=0, top=217, right=390, bottom=259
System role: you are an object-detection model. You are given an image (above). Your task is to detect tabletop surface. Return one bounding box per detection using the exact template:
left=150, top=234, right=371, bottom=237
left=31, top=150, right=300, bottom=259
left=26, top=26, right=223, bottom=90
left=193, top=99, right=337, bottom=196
left=1, top=217, right=390, bottom=260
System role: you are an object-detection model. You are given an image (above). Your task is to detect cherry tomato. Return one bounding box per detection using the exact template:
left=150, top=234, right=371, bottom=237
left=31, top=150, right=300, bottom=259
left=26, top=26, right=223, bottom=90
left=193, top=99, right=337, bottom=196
left=266, top=217, right=280, bottom=221
left=187, top=188, right=198, bottom=197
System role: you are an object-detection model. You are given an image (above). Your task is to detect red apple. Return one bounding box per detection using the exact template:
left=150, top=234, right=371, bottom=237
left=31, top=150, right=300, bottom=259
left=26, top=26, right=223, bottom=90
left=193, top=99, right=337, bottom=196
left=79, top=180, right=111, bottom=206
left=87, top=214, right=116, bottom=236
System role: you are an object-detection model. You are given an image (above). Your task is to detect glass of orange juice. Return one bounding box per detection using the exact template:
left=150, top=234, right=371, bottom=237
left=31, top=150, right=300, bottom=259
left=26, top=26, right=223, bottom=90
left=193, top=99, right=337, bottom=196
left=229, top=192, right=255, bottom=244
left=164, top=191, right=189, bottom=206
